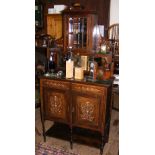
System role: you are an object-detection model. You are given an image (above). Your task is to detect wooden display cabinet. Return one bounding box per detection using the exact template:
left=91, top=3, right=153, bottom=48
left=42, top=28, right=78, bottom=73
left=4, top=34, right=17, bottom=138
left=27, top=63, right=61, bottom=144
left=40, top=77, right=113, bottom=155
left=62, top=8, right=98, bottom=55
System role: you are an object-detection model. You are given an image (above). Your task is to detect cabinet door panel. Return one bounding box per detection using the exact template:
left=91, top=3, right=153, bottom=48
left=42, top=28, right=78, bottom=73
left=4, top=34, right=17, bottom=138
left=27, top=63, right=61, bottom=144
left=62, top=11, right=97, bottom=54
left=43, top=88, right=69, bottom=123
left=72, top=94, right=102, bottom=130
left=47, top=14, right=62, bottom=39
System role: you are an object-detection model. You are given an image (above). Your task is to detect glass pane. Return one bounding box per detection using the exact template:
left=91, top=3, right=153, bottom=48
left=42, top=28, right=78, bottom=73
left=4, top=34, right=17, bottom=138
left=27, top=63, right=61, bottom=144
left=68, top=17, right=87, bottom=49
left=69, top=18, right=73, bottom=33
left=68, top=34, right=74, bottom=47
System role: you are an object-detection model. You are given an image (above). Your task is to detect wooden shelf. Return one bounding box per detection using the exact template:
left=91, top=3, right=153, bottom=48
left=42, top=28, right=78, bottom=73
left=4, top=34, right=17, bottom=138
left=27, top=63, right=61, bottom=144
left=35, top=46, right=48, bottom=49
left=46, top=122, right=102, bottom=148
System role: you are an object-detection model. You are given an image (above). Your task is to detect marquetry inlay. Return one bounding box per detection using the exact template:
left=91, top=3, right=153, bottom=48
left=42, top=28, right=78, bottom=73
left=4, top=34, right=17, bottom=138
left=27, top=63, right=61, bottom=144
left=43, top=80, right=70, bottom=90
left=49, top=93, right=64, bottom=115
left=80, top=101, right=95, bottom=122
left=72, top=83, right=105, bottom=95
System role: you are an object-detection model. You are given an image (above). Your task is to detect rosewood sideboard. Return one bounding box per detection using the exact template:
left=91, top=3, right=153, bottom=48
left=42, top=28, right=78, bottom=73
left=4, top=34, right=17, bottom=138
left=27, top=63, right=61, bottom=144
left=40, top=76, right=113, bottom=155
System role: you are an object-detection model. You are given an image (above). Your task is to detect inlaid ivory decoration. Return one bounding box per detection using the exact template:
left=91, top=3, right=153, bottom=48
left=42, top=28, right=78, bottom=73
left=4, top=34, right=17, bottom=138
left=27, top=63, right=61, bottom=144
left=80, top=101, right=95, bottom=122
left=49, top=93, right=63, bottom=115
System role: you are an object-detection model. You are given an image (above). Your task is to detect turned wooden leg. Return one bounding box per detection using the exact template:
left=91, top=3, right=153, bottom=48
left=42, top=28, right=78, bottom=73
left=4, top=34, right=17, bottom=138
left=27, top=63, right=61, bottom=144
left=40, top=107, right=43, bottom=123
left=42, top=120, right=46, bottom=142
left=105, top=119, right=111, bottom=142
left=100, top=134, right=105, bottom=155
left=70, top=126, right=73, bottom=149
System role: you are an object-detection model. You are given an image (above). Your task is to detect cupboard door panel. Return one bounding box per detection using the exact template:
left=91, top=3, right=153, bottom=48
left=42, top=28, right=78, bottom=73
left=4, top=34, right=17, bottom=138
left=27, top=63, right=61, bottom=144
left=43, top=88, right=69, bottom=123
left=72, top=94, right=102, bottom=130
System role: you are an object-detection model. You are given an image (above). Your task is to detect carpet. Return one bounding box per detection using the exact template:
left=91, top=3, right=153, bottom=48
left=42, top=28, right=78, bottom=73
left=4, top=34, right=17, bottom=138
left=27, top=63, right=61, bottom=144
left=36, top=143, right=80, bottom=155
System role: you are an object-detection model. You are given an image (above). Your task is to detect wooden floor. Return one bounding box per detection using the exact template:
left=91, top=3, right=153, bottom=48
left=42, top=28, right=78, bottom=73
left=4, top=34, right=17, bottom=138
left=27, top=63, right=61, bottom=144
left=35, top=104, right=119, bottom=155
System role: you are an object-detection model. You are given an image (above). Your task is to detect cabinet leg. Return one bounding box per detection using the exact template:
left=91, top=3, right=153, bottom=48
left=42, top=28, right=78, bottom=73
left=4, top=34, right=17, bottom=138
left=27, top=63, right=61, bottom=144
left=105, top=119, right=111, bottom=142
left=100, top=149, right=103, bottom=155
left=112, top=91, right=119, bottom=111
left=40, top=107, right=43, bottom=123
left=70, top=126, right=73, bottom=149
left=42, top=120, right=46, bottom=142
left=100, top=134, right=105, bottom=155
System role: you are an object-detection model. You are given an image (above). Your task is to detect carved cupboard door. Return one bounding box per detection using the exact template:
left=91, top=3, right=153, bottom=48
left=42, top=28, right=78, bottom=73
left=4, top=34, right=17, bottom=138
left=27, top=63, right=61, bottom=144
left=71, top=83, right=106, bottom=131
left=43, top=87, right=70, bottom=123
left=72, top=94, right=102, bottom=130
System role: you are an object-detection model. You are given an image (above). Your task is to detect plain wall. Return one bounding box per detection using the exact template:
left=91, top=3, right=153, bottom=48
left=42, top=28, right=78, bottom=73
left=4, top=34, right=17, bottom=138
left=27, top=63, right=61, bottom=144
left=110, top=0, right=119, bottom=25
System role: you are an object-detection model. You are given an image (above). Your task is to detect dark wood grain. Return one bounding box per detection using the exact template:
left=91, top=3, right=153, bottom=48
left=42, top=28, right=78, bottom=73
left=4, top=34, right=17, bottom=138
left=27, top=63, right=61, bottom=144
left=40, top=77, right=112, bottom=155
left=37, top=0, right=110, bottom=37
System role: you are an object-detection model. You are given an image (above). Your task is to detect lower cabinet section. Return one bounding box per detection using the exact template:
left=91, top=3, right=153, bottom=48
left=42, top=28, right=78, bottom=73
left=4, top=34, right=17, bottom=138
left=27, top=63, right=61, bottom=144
left=72, top=94, right=101, bottom=130
left=43, top=87, right=70, bottom=123
left=40, top=78, right=112, bottom=155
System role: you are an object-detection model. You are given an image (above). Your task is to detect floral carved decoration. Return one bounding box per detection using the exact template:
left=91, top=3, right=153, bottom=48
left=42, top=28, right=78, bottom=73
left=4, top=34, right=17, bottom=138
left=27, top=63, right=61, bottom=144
left=49, top=93, right=63, bottom=116
left=80, top=101, right=95, bottom=122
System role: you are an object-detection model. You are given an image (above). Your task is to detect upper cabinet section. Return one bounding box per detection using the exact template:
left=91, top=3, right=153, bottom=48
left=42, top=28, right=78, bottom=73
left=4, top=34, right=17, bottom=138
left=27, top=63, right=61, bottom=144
left=62, top=8, right=98, bottom=55
left=47, top=14, right=62, bottom=39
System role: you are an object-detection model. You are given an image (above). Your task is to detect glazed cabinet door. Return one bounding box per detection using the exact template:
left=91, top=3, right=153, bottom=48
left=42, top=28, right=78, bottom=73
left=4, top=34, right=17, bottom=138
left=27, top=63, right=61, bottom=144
left=41, top=80, right=70, bottom=124
left=72, top=83, right=106, bottom=131
left=62, top=11, right=97, bottom=54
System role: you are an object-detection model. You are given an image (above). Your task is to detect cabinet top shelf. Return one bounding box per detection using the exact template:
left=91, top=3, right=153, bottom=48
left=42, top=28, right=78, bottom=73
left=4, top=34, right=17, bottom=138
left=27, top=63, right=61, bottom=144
left=39, top=75, right=113, bottom=87
left=62, top=8, right=97, bottom=15
left=46, top=14, right=62, bottom=16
